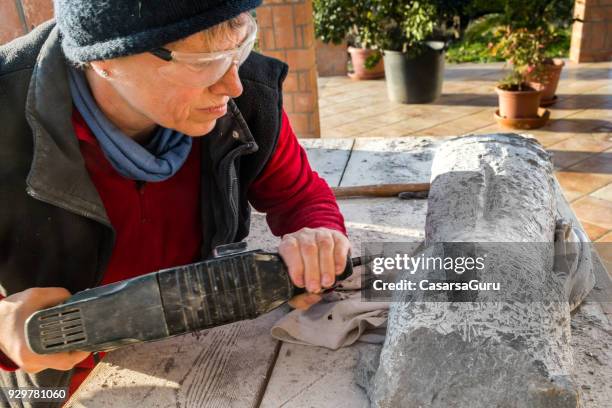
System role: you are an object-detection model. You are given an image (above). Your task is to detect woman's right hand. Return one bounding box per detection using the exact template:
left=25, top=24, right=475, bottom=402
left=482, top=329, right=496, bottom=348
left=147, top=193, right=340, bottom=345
left=0, top=287, right=90, bottom=373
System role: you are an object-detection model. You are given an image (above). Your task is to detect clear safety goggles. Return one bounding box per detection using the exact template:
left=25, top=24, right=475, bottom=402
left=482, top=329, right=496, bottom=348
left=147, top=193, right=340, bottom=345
left=150, top=14, right=257, bottom=87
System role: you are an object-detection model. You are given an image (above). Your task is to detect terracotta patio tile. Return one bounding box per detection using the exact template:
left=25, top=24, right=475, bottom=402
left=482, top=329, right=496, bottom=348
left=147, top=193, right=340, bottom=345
left=320, top=126, right=358, bottom=138
left=319, top=103, right=358, bottom=118
left=547, top=108, right=584, bottom=120
left=529, top=132, right=574, bottom=148
left=580, top=220, right=610, bottom=241
left=568, top=149, right=612, bottom=174
left=390, top=117, right=446, bottom=134
left=571, top=196, right=612, bottom=230
left=569, top=108, right=612, bottom=121
left=358, top=125, right=414, bottom=138
left=333, top=119, right=385, bottom=135
left=550, top=95, right=601, bottom=111
left=558, top=80, right=607, bottom=95
left=546, top=133, right=612, bottom=153
left=592, top=183, right=612, bottom=202
left=322, top=113, right=361, bottom=128
left=543, top=118, right=610, bottom=133
left=370, top=108, right=422, bottom=125
left=418, top=124, right=471, bottom=137
left=550, top=151, right=594, bottom=169
left=555, top=171, right=612, bottom=201
left=467, top=123, right=506, bottom=135
left=597, top=231, right=612, bottom=242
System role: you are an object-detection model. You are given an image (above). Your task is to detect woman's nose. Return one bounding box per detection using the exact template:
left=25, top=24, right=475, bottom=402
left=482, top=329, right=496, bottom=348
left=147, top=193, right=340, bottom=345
left=209, top=62, right=243, bottom=98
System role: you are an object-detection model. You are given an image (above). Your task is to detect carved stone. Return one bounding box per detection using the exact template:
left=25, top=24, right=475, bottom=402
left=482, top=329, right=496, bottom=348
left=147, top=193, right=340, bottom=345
left=357, top=134, right=595, bottom=408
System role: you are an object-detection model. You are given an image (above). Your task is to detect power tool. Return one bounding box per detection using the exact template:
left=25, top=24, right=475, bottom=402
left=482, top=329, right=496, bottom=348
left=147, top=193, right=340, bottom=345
left=25, top=242, right=363, bottom=354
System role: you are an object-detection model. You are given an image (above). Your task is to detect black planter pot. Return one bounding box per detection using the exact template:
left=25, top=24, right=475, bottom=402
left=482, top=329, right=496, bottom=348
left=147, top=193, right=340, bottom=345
left=383, top=41, right=445, bottom=104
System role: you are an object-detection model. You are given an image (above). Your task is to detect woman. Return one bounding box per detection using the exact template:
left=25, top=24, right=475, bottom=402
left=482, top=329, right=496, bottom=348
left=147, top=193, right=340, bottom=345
left=0, top=0, right=350, bottom=403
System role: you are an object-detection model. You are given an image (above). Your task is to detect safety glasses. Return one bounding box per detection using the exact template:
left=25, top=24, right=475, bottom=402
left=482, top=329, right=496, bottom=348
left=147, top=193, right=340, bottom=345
left=150, top=14, right=257, bottom=87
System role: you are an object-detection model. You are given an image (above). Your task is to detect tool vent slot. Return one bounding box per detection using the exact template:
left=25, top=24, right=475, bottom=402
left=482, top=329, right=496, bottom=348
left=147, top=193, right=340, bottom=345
left=38, top=308, right=87, bottom=350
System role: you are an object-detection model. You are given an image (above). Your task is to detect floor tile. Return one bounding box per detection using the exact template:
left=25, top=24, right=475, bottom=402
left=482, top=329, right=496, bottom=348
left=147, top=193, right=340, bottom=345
left=550, top=151, right=595, bottom=170
left=597, top=231, right=612, bottom=242
left=580, top=221, right=610, bottom=241
left=546, top=133, right=612, bottom=153
left=592, top=183, right=612, bottom=202
left=568, top=149, right=612, bottom=174
left=529, top=132, right=574, bottom=148
left=555, top=172, right=612, bottom=201
left=571, top=196, right=612, bottom=230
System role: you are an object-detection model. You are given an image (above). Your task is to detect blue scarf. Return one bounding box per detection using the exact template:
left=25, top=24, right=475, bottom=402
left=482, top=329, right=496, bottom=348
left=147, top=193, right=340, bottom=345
left=67, top=66, right=192, bottom=182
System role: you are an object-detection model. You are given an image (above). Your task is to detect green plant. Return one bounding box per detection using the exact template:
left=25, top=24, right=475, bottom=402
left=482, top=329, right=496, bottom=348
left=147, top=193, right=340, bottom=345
left=497, top=0, right=574, bottom=30
left=445, top=11, right=571, bottom=64
left=313, top=0, right=351, bottom=45
left=484, top=0, right=573, bottom=90
left=313, top=0, right=384, bottom=69
left=446, top=13, right=505, bottom=63
left=312, top=0, right=379, bottom=48
left=370, top=0, right=440, bottom=57
left=313, top=0, right=448, bottom=68
left=490, top=27, right=549, bottom=91
left=474, top=0, right=569, bottom=91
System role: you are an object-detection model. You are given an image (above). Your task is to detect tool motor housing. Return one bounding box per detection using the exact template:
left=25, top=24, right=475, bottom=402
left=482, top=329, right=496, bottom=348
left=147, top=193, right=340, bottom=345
left=26, top=248, right=349, bottom=354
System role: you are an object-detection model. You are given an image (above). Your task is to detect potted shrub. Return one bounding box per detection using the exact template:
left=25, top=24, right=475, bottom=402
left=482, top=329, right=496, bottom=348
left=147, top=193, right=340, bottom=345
left=313, top=0, right=384, bottom=80
left=369, top=0, right=450, bottom=103
left=495, top=0, right=571, bottom=106
left=490, top=26, right=548, bottom=127
left=529, top=58, right=564, bottom=106
left=526, top=26, right=568, bottom=106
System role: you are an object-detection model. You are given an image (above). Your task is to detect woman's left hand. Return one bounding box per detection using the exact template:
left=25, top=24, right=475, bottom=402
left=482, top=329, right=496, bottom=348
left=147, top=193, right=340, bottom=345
left=278, top=227, right=351, bottom=310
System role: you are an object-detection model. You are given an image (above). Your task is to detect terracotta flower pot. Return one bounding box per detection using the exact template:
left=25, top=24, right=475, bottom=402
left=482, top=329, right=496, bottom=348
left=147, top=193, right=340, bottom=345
left=496, top=85, right=542, bottom=119
left=315, top=39, right=348, bottom=77
left=348, top=46, right=384, bottom=80
left=528, top=58, right=565, bottom=105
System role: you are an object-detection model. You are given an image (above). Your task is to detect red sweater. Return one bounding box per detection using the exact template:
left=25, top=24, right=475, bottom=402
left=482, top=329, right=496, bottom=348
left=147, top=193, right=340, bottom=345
left=0, top=108, right=346, bottom=391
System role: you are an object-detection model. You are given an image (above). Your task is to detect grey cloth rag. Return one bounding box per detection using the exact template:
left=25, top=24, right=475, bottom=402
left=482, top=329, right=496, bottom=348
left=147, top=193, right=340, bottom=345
left=271, top=274, right=389, bottom=350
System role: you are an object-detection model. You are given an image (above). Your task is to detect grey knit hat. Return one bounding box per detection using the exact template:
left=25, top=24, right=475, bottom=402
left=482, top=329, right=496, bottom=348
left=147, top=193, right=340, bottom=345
left=54, top=0, right=262, bottom=63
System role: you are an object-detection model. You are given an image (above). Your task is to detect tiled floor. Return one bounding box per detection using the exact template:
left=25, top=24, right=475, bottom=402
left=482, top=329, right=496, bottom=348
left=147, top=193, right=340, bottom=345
left=318, top=61, right=612, bottom=248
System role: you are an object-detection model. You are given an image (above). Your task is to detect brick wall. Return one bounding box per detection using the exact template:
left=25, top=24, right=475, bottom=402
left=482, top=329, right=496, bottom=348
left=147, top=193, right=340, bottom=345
left=570, top=0, right=612, bottom=62
left=0, top=0, right=53, bottom=44
left=257, top=0, right=321, bottom=138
